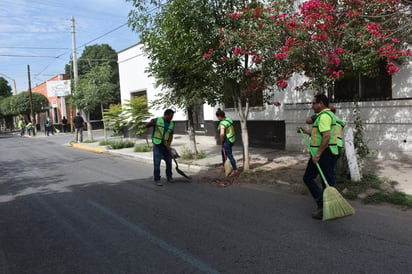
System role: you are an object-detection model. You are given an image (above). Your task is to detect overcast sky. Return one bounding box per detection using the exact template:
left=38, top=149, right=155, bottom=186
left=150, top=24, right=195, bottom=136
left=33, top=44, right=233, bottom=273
left=0, top=0, right=140, bottom=92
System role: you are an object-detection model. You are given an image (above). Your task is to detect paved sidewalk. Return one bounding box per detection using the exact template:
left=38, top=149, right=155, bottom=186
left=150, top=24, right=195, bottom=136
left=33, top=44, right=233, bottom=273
left=69, top=134, right=412, bottom=195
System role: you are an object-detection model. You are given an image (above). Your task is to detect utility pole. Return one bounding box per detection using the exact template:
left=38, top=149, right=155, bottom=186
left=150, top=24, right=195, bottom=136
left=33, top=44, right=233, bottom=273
left=70, top=16, right=79, bottom=133
left=27, top=64, right=35, bottom=136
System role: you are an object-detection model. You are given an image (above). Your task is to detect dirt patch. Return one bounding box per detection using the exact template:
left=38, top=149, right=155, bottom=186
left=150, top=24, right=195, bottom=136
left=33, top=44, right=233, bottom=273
left=194, top=155, right=308, bottom=193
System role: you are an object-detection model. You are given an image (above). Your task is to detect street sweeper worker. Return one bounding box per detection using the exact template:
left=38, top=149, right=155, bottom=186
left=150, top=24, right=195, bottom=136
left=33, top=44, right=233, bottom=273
left=297, top=94, right=341, bottom=220
left=145, top=109, right=175, bottom=186
left=216, top=108, right=239, bottom=177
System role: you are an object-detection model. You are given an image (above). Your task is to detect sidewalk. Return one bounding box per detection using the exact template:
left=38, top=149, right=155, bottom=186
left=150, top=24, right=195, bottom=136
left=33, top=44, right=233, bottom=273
left=69, top=134, right=412, bottom=195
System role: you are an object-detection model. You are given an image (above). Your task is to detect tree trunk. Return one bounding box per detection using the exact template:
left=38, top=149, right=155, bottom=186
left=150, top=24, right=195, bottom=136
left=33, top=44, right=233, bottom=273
left=232, top=83, right=250, bottom=171
left=240, top=118, right=249, bottom=170
left=84, top=110, right=93, bottom=140
left=186, top=106, right=198, bottom=154
left=344, top=127, right=361, bottom=182
left=101, top=103, right=107, bottom=141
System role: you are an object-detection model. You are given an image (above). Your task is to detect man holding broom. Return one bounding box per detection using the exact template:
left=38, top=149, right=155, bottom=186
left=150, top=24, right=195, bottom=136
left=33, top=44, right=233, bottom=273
left=298, top=94, right=341, bottom=220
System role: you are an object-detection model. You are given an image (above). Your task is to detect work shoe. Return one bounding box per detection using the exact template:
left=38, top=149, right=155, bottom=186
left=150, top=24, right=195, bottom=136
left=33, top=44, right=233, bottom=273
left=155, top=181, right=163, bottom=187
left=228, top=170, right=240, bottom=177
left=167, top=177, right=174, bottom=183
left=311, top=208, right=323, bottom=220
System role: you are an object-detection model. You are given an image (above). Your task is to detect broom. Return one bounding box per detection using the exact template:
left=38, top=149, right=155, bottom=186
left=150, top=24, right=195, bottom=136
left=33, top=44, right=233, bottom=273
left=222, top=147, right=232, bottom=177
left=299, top=129, right=355, bottom=221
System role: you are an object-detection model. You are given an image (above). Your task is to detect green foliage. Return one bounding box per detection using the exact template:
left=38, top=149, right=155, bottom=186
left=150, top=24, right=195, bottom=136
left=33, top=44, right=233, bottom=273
left=180, top=146, right=206, bottom=160
left=83, top=139, right=97, bottom=143
left=73, top=63, right=117, bottom=112
left=0, top=77, right=13, bottom=98
left=363, top=191, right=412, bottom=208
left=106, top=140, right=135, bottom=150
left=0, top=92, right=48, bottom=117
left=122, top=96, right=151, bottom=137
left=66, top=44, right=120, bottom=103
left=353, top=99, right=370, bottom=161
left=134, top=144, right=152, bottom=152
left=102, top=104, right=124, bottom=136
left=98, top=140, right=110, bottom=146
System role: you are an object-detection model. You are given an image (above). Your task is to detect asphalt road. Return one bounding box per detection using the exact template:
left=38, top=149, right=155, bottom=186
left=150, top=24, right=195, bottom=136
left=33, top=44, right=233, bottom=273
left=1, top=133, right=412, bottom=274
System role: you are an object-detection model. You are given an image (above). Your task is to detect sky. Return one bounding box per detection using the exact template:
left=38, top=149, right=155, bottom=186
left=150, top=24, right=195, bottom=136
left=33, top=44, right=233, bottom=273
left=0, top=0, right=140, bottom=93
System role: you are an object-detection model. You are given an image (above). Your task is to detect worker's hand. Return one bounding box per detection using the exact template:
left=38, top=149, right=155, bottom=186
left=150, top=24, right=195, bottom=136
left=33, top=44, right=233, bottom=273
left=312, top=155, right=320, bottom=164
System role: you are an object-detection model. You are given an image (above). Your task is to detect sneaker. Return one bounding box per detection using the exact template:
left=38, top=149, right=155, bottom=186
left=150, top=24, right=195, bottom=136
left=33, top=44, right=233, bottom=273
left=218, top=166, right=225, bottom=171
left=229, top=170, right=240, bottom=177
left=167, top=177, right=174, bottom=183
left=311, top=208, right=323, bottom=220
left=155, top=181, right=163, bottom=187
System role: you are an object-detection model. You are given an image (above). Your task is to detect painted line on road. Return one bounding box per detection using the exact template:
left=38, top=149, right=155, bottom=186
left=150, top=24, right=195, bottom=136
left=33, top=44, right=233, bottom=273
left=87, top=200, right=220, bottom=274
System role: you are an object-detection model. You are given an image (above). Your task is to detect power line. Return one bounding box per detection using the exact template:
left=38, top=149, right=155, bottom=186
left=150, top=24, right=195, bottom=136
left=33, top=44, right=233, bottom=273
left=0, top=46, right=69, bottom=50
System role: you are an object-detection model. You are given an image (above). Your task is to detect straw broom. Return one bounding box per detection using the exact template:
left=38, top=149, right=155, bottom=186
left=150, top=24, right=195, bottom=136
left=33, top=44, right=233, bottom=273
left=222, top=147, right=233, bottom=177
left=299, top=129, right=355, bottom=221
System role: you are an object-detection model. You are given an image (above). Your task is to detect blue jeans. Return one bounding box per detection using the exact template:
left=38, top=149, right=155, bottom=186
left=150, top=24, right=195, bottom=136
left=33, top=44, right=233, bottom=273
left=75, top=127, right=83, bottom=142
left=221, top=139, right=237, bottom=170
left=303, top=148, right=339, bottom=208
left=153, top=144, right=172, bottom=181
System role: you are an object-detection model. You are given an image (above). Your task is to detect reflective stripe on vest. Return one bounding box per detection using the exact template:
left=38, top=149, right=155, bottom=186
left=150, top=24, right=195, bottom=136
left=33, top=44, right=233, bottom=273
left=217, top=117, right=236, bottom=143
left=310, top=109, right=342, bottom=155
left=152, top=117, right=174, bottom=145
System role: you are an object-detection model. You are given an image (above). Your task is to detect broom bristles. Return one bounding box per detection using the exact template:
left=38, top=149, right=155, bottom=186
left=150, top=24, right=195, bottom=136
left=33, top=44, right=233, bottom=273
left=323, top=186, right=355, bottom=221
left=224, top=159, right=232, bottom=177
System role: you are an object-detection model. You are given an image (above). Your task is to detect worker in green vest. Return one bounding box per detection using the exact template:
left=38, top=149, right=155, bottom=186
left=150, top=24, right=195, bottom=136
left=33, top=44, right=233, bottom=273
left=216, top=108, right=239, bottom=177
left=18, top=117, right=25, bottom=137
left=145, top=109, right=175, bottom=186
left=298, top=94, right=342, bottom=220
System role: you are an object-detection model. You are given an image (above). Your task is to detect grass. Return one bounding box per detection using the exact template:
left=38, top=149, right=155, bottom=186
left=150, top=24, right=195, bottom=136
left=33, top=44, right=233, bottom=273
left=83, top=139, right=97, bottom=143
left=336, top=174, right=412, bottom=208
left=134, top=144, right=152, bottom=152
left=99, top=140, right=135, bottom=149
left=179, top=146, right=206, bottom=161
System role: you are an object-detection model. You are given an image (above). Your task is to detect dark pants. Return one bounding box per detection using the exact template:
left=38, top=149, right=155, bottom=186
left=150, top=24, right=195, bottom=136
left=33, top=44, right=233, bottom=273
left=153, top=144, right=172, bottom=181
left=221, top=139, right=237, bottom=170
left=303, top=148, right=339, bottom=208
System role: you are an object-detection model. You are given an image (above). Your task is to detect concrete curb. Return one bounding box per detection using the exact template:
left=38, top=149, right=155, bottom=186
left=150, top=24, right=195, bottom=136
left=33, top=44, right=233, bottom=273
left=70, top=143, right=106, bottom=153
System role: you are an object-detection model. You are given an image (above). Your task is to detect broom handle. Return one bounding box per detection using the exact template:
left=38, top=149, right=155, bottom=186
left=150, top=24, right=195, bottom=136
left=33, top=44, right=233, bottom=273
left=299, top=129, right=330, bottom=186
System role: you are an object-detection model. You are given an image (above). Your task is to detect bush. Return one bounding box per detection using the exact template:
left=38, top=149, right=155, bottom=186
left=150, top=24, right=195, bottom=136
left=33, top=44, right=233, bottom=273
left=180, top=146, right=206, bottom=160
left=105, top=140, right=135, bottom=149
left=134, top=144, right=152, bottom=152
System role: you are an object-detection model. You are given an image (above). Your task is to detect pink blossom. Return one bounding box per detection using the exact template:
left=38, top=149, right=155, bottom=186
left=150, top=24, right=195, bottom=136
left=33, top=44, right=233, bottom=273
left=231, top=13, right=242, bottom=19
left=233, top=47, right=242, bottom=54
left=203, top=53, right=211, bottom=59
left=386, top=62, right=400, bottom=75
left=277, top=79, right=288, bottom=89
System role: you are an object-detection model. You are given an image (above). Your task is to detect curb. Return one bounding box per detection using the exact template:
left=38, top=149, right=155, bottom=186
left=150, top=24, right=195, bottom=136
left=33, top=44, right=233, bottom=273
left=70, top=143, right=106, bottom=153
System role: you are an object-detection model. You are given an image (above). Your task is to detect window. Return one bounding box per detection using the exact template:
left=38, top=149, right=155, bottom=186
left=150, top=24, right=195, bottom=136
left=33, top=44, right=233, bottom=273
left=222, top=81, right=263, bottom=108
left=330, top=60, right=392, bottom=102
left=130, top=90, right=147, bottom=98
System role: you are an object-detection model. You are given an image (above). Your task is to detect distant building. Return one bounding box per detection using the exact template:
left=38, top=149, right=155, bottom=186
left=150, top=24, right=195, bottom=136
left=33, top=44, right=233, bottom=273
left=32, top=74, right=72, bottom=132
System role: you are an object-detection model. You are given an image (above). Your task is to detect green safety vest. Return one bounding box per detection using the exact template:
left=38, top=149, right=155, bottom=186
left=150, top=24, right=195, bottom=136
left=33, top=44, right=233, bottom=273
left=310, top=109, right=345, bottom=156
left=217, top=117, right=236, bottom=143
left=152, top=117, right=174, bottom=145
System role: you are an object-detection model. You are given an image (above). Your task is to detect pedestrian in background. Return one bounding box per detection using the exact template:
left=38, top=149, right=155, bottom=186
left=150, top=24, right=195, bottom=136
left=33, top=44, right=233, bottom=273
left=61, top=116, right=68, bottom=133
left=216, top=108, right=239, bottom=177
left=73, top=112, right=85, bottom=143
left=26, top=121, right=33, bottom=137
left=298, top=94, right=342, bottom=220
left=45, top=117, right=52, bottom=136
left=145, top=109, right=175, bottom=186
left=18, top=117, right=25, bottom=137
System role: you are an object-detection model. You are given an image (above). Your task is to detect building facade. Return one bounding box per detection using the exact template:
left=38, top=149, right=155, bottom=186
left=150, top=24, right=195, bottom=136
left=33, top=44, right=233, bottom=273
left=118, top=44, right=412, bottom=160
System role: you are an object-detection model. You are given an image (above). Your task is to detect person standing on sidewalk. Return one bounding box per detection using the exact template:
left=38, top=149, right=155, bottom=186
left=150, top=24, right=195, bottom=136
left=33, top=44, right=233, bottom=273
left=145, top=109, right=175, bottom=186
left=18, top=117, right=25, bottom=137
left=298, top=94, right=341, bottom=220
left=73, top=112, right=85, bottom=143
left=216, top=108, right=239, bottom=177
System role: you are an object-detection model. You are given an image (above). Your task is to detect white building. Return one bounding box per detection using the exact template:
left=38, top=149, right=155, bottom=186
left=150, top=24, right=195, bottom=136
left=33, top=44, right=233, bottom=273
left=118, top=44, right=412, bottom=160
